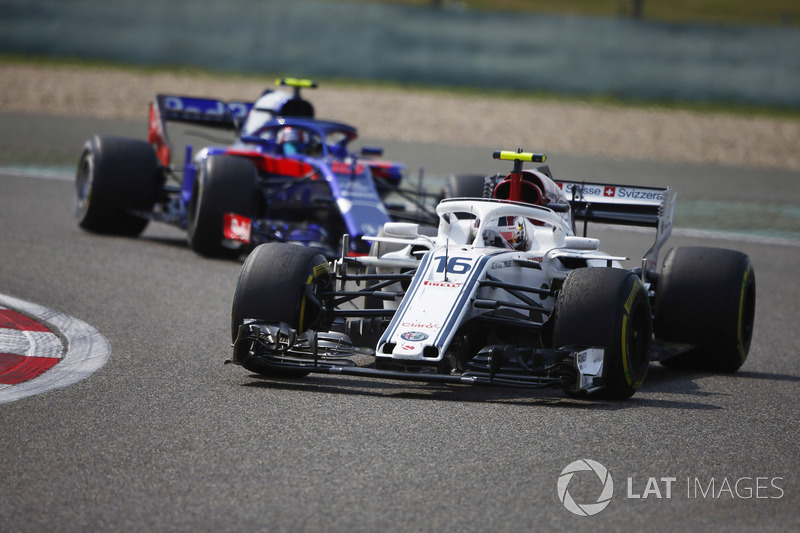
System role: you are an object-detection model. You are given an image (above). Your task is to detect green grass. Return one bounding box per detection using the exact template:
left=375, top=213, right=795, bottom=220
left=332, top=0, right=800, bottom=27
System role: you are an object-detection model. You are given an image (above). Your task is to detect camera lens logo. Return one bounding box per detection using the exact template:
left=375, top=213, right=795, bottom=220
left=557, top=459, right=614, bottom=516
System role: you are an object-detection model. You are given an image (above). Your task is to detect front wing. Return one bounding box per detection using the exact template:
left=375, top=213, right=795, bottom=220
left=229, top=321, right=608, bottom=394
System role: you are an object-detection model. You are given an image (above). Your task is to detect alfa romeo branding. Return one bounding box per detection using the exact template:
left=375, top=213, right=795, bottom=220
left=400, top=331, right=429, bottom=342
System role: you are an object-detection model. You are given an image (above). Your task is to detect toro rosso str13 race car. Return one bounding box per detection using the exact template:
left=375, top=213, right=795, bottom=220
left=75, top=79, right=435, bottom=258
left=228, top=150, right=756, bottom=399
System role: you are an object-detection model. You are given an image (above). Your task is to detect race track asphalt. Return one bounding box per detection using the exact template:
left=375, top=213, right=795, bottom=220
left=1, top=113, right=799, bottom=532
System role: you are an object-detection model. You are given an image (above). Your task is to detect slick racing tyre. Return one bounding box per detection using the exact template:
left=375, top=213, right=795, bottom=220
left=654, top=247, right=756, bottom=373
left=75, top=135, right=160, bottom=236
left=439, top=174, right=487, bottom=201
left=187, top=155, right=257, bottom=258
left=231, top=243, right=331, bottom=378
left=551, top=268, right=652, bottom=400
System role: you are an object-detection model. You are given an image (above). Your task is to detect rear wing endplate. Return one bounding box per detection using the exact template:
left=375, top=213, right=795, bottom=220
left=148, top=94, right=254, bottom=166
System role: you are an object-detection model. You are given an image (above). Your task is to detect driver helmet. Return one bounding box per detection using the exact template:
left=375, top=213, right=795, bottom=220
left=498, top=216, right=528, bottom=250
left=277, top=126, right=309, bottom=155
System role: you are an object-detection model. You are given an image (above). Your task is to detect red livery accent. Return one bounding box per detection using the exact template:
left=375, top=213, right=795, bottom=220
left=401, top=322, right=439, bottom=329
left=148, top=101, right=171, bottom=167
left=225, top=151, right=316, bottom=178
left=423, top=281, right=462, bottom=288
left=331, top=161, right=365, bottom=174
left=224, top=213, right=252, bottom=243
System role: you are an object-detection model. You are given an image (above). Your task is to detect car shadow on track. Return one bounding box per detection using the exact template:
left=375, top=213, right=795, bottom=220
left=239, top=368, right=723, bottom=411
left=637, top=365, right=724, bottom=397
left=142, top=235, right=189, bottom=248
left=642, top=364, right=800, bottom=388
left=141, top=235, right=250, bottom=262
left=634, top=364, right=800, bottom=405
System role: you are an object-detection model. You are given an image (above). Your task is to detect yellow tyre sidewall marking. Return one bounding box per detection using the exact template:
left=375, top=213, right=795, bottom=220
left=736, top=264, right=754, bottom=363
left=621, top=281, right=643, bottom=389
left=298, top=261, right=330, bottom=333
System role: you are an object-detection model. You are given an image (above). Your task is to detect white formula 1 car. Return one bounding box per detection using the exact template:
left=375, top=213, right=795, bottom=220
left=228, top=150, right=756, bottom=399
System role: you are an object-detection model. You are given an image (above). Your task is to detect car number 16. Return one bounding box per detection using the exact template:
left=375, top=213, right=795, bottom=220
left=434, top=256, right=472, bottom=274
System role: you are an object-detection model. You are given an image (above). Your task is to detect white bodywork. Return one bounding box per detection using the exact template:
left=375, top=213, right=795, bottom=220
left=361, top=199, right=628, bottom=365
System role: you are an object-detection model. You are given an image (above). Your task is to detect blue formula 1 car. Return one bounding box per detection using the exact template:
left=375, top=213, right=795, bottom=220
left=75, top=79, right=437, bottom=258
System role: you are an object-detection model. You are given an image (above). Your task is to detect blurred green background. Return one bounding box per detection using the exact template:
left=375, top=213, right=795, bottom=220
left=334, top=0, right=800, bottom=26
left=2, top=0, right=799, bottom=108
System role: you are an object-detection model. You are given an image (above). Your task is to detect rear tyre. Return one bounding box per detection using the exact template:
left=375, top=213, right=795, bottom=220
left=231, top=243, right=331, bottom=377
left=655, top=247, right=756, bottom=373
left=75, top=135, right=160, bottom=236
left=187, top=155, right=257, bottom=258
left=551, top=268, right=652, bottom=400
left=439, top=174, right=487, bottom=200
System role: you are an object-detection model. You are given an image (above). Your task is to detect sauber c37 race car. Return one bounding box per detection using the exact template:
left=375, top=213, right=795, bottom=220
left=75, top=79, right=436, bottom=258
left=228, top=150, right=756, bottom=399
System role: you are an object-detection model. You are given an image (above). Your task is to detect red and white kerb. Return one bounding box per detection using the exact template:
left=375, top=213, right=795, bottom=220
left=0, top=307, right=62, bottom=385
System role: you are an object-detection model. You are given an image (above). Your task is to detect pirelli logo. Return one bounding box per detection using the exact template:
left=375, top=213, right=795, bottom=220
left=423, top=281, right=462, bottom=288
left=624, top=282, right=641, bottom=314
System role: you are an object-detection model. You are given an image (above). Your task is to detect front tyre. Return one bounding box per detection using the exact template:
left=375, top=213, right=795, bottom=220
left=551, top=268, right=652, bottom=400
left=654, top=247, right=756, bottom=373
left=231, top=243, right=331, bottom=378
left=75, top=135, right=160, bottom=236
left=187, top=155, right=257, bottom=258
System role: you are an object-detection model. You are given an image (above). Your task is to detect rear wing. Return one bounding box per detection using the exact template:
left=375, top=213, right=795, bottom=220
left=489, top=152, right=674, bottom=277
left=148, top=94, right=254, bottom=166
left=556, top=180, right=677, bottom=275
left=148, top=79, right=318, bottom=166
left=556, top=180, right=670, bottom=229
left=154, top=94, right=254, bottom=129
